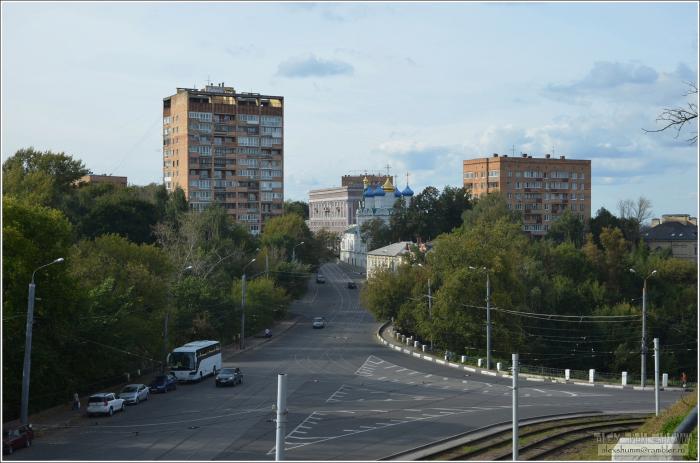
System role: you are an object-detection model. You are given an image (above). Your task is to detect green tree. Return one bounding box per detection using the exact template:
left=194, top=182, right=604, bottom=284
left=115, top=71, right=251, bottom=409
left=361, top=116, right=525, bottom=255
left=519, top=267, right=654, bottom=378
left=2, top=148, right=89, bottom=208
left=284, top=200, right=309, bottom=220
left=360, top=218, right=392, bottom=251
left=546, top=209, right=585, bottom=247
left=2, top=197, right=76, bottom=419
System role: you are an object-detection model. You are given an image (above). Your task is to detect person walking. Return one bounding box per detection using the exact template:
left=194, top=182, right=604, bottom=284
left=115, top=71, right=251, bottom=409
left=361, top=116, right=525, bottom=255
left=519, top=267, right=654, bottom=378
left=72, top=392, right=80, bottom=411
left=681, top=372, right=687, bottom=388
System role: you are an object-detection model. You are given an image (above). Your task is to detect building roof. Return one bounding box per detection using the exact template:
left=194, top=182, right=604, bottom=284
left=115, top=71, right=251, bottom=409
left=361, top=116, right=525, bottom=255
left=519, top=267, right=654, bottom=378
left=367, top=241, right=414, bottom=257
left=643, top=221, right=698, bottom=242
left=373, top=185, right=386, bottom=196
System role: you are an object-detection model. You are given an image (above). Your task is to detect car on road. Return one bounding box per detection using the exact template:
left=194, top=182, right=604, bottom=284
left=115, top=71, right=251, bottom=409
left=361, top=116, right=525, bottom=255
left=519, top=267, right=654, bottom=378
left=118, top=383, right=150, bottom=405
left=215, top=367, right=243, bottom=387
left=3, top=425, right=34, bottom=455
left=316, top=274, right=326, bottom=283
left=312, top=317, right=326, bottom=329
left=86, top=392, right=126, bottom=417
left=347, top=281, right=357, bottom=289
left=149, top=373, right=177, bottom=393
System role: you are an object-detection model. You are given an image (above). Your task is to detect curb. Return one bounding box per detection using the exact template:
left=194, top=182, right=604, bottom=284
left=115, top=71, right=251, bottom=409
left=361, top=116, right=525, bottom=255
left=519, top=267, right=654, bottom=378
left=376, top=323, right=681, bottom=391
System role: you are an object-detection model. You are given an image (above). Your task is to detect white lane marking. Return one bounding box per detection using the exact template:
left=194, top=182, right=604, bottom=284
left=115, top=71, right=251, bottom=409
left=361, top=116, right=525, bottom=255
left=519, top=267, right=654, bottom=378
left=552, top=390, right=578, bottom=397
left=425, top=374, right=433, bottom=378
left=531, top=388, right=547, bottom=394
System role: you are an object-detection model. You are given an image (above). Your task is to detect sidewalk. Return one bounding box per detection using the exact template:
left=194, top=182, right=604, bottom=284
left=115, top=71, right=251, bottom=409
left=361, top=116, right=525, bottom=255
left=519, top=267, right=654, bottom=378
left=4, top=314, right=301, bottom=435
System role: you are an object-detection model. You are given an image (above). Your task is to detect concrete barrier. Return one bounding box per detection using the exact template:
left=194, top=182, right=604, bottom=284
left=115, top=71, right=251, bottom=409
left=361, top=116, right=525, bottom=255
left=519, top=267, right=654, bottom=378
left=496, top=362, right=502, bottom=372
left=422, top=345, right=426, bottom=352
left=414, top=340, right=420, bottom=348
left=565, top=369, right=570, bottom=381
left=622, top=371, right=628, bottom=386
left=589, top=369, right=595, bottom=383
left=478, top=359, right=483, bottom=368
left=662, top=373, right=668, bottom=388
left=461, top=355, right=466, bottom=363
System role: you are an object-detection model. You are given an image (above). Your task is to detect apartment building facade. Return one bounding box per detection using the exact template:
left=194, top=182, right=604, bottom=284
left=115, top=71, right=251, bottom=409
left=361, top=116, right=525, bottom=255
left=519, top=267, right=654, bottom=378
left=463, top=153, right=591, bottom=235
left=162, top=83, right=284, bottom=235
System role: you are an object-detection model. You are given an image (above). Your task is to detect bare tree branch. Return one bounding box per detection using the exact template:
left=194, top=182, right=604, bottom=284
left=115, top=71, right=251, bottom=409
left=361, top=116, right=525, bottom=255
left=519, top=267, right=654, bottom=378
left=643, top=81, right=698, bottom=145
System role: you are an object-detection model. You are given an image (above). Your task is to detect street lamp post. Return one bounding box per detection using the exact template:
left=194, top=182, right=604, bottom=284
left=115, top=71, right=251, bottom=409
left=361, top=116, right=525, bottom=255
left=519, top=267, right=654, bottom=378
left=163, top=265, right=193, bottom=373
left=469, top=266, right=492, bottom=370
left=240, top=258, right=257, bottom=350
left=630, top=268, right=657, bottom=388
left=291, top=241, right=305, bottom=262
left=21, top=257, right=64, bottom=425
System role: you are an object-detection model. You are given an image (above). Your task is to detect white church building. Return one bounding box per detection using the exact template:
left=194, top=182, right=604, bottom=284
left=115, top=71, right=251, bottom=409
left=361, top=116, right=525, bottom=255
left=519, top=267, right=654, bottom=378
left=340, top=175, right=414, bottom=270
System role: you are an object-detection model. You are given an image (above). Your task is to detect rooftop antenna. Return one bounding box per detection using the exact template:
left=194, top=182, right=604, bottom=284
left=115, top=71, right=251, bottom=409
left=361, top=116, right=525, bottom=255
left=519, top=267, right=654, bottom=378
left=207, top=75, right=211, bottom=86
left=511, top=145, right=516, bottom=156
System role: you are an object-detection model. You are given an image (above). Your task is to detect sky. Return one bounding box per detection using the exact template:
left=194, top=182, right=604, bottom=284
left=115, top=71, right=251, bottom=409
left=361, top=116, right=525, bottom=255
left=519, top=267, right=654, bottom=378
left=2, top=1, right=699, bottom=218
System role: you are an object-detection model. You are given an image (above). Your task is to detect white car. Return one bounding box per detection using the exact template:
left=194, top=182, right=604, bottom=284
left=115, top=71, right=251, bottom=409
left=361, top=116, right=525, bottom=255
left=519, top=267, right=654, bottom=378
left=118, top=384, right=149, bottom=405
left=86, top=392, right=126, bottom=417
left=312, top=317, right=326, bottom=329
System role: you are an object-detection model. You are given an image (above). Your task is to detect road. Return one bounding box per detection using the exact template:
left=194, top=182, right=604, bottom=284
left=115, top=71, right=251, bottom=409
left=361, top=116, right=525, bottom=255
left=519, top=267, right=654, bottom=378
left=7, top=262, right=684, bottom=460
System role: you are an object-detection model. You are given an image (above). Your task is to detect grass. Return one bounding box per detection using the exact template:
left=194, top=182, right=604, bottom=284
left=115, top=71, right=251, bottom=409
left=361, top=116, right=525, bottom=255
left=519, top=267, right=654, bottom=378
left=561, top=392, right=698, bottom=461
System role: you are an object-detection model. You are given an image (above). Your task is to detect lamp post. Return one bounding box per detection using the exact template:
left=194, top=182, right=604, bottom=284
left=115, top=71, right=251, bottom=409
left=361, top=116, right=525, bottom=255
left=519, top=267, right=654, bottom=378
left=629, top=268, right=657, bottom=388
left=240, top=258, right=257, bottom=350
left=291, top=241, right=305, bottom=263
left=469, top=266, right=492, bottom=370
left=21, top=257, right=64, bottom=425
left=417, top=264, right=434, bottom=350
left=163, top=265, right=193, bottom=373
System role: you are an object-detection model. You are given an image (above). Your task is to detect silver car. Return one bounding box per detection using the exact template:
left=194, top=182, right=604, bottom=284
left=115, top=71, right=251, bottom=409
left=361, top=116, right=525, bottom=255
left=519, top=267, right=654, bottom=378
left=118, top=384, right=149, bottom=405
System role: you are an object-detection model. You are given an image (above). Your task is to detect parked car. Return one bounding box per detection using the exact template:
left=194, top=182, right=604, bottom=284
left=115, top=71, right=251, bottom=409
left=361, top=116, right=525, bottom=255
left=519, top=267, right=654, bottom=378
left=312, top=317, right=326, bottom=329
left=3, top=425, right=33, bottom=455
left=149, top=373, right=177, bottom=393
left=86, top=392, right=125, bottom=417
left=347, top=281, right=357, bottom=289
left=316, top=274, right=326, bottom=283
left=215, top=367, right=243, bottom=387
left=118, top=383, right=149, bottom=405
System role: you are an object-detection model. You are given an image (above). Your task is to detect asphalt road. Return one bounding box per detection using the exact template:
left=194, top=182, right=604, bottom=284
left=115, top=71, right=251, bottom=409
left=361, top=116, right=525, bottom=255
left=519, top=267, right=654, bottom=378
left=7, top=262, right=685, bottom=461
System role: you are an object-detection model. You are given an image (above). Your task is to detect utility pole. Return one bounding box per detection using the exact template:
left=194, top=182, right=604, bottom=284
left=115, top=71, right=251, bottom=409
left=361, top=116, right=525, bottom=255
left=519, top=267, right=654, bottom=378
left=240, top=259, right=256, bottom=350
left=21, top=258, right=64, bottom=425
left=631, top=268, right=656, bottom=388
left=428, top=278, right=433, bottom=351
left=512, top=353, right=519, bottom=461
left=275, top=373, right=288, bottom=461
left=240, top=273, right=247, bottom=350
left=486, top=272, right=492, bottom=371
left=654, top=338, right=660, bottom=416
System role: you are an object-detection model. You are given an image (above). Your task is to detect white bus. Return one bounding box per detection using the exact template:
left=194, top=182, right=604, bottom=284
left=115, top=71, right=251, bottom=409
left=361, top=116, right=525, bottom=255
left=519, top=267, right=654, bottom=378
left=167, top=340, right=222, bottom=382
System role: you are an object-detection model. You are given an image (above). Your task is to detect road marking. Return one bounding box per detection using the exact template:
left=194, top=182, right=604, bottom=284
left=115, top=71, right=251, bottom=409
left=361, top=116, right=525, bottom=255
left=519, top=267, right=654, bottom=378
left=604, top=385, right=624, bottom=389
left=552, top=390, right=578, bottom=397
left=436, top=359, right=446, bottom=365
left=396, top=368, right=407, bottom=372
left=573, top=382, right=595, bottom=387
left=526, top=377, right=545, bottom=382
left=464, top=366, right=476, bottom=372
left=531, top=388, right=546, bottom=394
left=423, top=356, right=434, bottom=361
left=425, top=374, right=433, bottom=378
left=481, top=371, right=498, bottom=376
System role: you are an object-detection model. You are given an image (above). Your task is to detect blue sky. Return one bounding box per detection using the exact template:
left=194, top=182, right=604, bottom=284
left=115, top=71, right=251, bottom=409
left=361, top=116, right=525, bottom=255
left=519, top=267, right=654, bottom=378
left=2, top=1, right=698, bottom=218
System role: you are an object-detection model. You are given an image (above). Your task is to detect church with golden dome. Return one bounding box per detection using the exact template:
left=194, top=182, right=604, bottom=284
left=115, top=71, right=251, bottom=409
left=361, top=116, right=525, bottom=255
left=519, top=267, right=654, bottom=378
left=340, top=174, right=414, bottom=269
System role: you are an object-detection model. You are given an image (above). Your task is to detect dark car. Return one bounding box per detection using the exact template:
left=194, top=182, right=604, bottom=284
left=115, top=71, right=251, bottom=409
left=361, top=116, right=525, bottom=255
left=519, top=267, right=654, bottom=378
left=316, top=274, right=326, bottom=284
left=215, top=367, right=243, bottom=387
left=3, top=425, right=34, bottom=455
left=347, top=281, right=357, bottom=289
left=149, top=373, right=177, bottom=393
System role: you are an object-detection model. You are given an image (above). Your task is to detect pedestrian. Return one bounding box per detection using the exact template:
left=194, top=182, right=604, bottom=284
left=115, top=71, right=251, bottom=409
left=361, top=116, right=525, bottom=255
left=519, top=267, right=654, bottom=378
left=72, top=392, right=80, bottom=411
left=681, top=372, right=687, bottom=388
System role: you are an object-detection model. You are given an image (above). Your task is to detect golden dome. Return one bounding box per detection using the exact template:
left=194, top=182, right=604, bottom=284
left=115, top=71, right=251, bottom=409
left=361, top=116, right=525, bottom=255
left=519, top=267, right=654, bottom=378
left=382, top=176, right=395, bottom=192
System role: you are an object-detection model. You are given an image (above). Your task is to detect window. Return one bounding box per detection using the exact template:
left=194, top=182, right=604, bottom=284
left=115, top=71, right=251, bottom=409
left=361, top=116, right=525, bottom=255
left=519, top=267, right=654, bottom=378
left=163, top=116, right=172, bottom=125
left=261, top=115, right=282, bottom=127
left=261, top=126, right=282, bottom=136
left=488, top=170, right=499, bottom=177
left=464, top=171, right=475, bottom=179
left=189, top=112, right=212, bottom=121
left=238, top=114, right=259, bottom=124
left=239, top=136, right=259, bottom=147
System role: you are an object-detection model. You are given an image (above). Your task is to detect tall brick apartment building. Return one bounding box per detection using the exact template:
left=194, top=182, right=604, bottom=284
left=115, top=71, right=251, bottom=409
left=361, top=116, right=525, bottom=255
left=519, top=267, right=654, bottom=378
left=463, top=153, right=591, bottom=235
left=162, top=83, right=284, bottom=235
